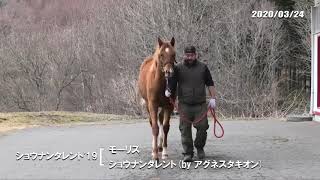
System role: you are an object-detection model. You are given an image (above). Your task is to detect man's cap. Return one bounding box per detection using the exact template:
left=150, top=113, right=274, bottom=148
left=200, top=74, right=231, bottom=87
left=184, top=45, right=196, bottom=53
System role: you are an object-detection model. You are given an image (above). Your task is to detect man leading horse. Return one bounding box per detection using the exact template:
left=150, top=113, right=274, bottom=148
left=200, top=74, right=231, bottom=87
left=165, top=45, right=217, bottom=162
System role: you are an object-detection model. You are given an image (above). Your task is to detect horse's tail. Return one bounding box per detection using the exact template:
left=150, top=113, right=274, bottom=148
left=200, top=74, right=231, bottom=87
left=134, top=83, right=147, bottom=117
left=135, top=83, right=145, bottom=106
left=140, top=98, right=146, bottom=106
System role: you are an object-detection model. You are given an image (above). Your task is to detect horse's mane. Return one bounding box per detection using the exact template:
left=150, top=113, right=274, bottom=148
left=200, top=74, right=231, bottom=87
left=141, top=44, right=163, bottom=66
left=139, top=56, right=153, bottom=73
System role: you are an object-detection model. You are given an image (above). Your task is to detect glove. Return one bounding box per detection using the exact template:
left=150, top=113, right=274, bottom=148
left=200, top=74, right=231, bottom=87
left=208, top=98, right=216, bottom=109
left=165, top=89, right=171, bottom=97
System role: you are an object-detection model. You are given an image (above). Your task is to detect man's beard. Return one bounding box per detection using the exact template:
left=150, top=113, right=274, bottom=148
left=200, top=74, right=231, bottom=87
left=184, top=59, right=196, bottom=66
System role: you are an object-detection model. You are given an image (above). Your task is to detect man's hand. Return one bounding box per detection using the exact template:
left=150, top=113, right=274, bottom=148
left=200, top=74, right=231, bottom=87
left=165, top=89, right=171, bottom=97
left=208, top=98, right=216, bottom=109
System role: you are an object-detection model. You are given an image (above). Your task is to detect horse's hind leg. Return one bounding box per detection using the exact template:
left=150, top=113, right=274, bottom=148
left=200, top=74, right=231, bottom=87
left=162, top=106, right=173, bottom=159
left=146, top=103, right=152, bottom=127
left=158, top=108, right=164, bottom=152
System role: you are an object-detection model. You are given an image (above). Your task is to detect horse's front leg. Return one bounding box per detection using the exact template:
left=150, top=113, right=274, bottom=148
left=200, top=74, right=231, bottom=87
left=162, top=105, right=174, bottom=159
left=148, top=102, right=159, bottom=161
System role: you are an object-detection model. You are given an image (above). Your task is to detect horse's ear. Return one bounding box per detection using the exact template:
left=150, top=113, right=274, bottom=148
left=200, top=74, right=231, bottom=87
left=170, top=37, right=175, bottom=46
left=158, top=37, right=163, bottom=47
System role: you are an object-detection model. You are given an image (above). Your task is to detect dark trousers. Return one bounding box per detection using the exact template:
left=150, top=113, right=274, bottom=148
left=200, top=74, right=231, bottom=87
left=178, top=102, right=209, bottom=156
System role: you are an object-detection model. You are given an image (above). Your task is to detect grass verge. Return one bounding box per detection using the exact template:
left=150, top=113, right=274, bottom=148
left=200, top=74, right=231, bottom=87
left=0, top=111, right=142, bottom=133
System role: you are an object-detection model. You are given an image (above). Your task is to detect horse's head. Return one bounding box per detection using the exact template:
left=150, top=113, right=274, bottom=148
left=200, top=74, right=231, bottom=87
left=156, top=37, right=176, bottom=78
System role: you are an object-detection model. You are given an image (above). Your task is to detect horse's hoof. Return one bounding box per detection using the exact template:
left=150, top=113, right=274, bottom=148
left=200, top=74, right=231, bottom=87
left=162, top=154, right=168, bottom=160
left=152, top=152, right=159, bottom=162
left=158, top=147, right=163, bottom=152
left=152, top=158, right=160, bottom=162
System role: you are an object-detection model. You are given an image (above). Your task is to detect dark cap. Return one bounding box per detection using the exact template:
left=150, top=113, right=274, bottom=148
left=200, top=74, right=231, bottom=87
left=184, top=45, right=196, bottom=53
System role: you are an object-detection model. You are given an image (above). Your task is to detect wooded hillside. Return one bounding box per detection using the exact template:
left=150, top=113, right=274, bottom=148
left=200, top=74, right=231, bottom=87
left=0, top=0, right=314, bottom=117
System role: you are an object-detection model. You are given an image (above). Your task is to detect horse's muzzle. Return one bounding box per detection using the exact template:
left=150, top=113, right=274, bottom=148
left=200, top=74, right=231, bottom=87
left=164, top=71, right=173, bottom=78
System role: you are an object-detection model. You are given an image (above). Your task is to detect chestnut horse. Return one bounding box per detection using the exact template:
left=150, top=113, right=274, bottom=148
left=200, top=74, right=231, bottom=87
left=138, top=37, right=176, bottom=160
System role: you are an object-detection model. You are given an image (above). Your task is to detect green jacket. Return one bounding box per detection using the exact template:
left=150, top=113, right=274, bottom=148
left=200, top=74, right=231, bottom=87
left=169, top=60, right=214, bottom=105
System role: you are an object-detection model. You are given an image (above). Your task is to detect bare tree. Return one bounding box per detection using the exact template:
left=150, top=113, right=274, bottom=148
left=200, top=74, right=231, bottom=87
left=0, top=0, right=311, bottom=117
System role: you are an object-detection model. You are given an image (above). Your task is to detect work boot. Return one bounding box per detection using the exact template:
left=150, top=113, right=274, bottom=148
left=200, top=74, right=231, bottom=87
left=183, top=154, right=193, bottom=162
left=197, top=148, right=205, bottom=160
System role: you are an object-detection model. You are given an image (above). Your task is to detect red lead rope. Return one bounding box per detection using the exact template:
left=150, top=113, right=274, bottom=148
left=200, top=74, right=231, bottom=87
left=169, top=97, right=224, bottom=138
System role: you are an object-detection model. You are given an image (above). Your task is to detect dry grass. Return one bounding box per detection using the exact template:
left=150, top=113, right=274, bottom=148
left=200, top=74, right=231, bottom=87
left=0, top=111, right=142, bottom=133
